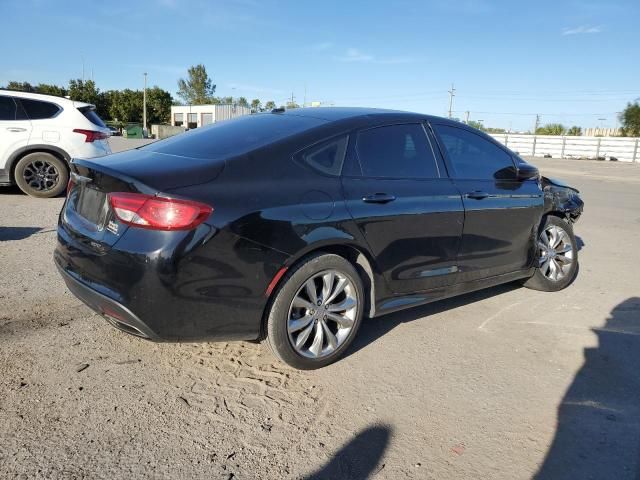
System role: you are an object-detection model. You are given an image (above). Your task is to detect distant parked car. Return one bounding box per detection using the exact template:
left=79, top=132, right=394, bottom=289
left=0, top=89, right=111, bottom=197
left=55, top=108, right=583, bottom=369
left=107, top=126, right=121, bottom=136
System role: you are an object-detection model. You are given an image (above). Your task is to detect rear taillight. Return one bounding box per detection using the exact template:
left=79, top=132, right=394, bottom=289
left=73, top=129, right=109, bottom=142
left=66, top=178, right=75, bottom=196
left=108, top=192, right=213, bottom=230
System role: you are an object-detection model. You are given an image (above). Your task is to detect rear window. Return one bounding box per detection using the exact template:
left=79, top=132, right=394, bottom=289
left=142, top=113, right=325, bottom=159
left=0, top=95, right=17, bottom=120
left=79, top=107, right=106, bottom=127
left=297, top=135, right=348, bottom=176
left=19, top=98, right=61, bottom=119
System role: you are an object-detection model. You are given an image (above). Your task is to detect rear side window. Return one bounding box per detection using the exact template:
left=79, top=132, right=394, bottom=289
left=298, top=135, right=348, bottom=175
left=19, top=98, right=60, bottom=119
left=433, top=125, right=514, bottom=179
left=143, top=113, right=325, bottom=159
left=0, top=96, right=17, bottom=120
left=80, top=107, right=106, bottom=127
left=355, top=123, right=440, bottom=178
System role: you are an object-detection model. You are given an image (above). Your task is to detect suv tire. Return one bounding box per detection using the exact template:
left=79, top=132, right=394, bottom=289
left=14, top=152, right=68, bottom=198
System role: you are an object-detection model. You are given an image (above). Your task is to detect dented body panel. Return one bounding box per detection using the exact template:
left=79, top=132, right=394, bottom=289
left=541, top=176, right=584, bottom=222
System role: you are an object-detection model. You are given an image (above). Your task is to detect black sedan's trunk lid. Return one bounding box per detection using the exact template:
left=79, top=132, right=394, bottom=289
left=61, top=149, right=224, bottom=249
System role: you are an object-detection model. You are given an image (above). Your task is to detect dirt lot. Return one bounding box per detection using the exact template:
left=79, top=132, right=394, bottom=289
left=1, top=140, right=639, bottom=479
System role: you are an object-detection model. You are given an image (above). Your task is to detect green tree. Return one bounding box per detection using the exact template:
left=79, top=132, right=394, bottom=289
left=264, top=100, right=276, bottom=110
left=177, top=64, right=216, bottom=105
left=219, top=96, right=234, bottom=105
left=250, top=98, right=261, bottom=111
left=536, top=123, right=566, bottom=135
left=467, top=120, right=485, bottom=131
left=4, top=81, right=35, bottom=92
left=286, top=101, right=300, bottom=109
left=619, top=102, right=640, bottom=137
left=567, top=126, right=582, bottom=136
left=146, top=86, right=173, bottom=124
left=35, top=83, right=67, bottom=97
left=108, top=89, right=143, bottom=124
left=237, top=97, right=249, bottom=108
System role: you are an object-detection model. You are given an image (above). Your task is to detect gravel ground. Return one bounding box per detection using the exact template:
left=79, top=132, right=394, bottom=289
left=1, top=140, right=639, bottom=479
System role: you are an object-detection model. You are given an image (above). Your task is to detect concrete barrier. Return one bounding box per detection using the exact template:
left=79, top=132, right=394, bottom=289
left=489, top=134, right=640, bottom=162
left=151, top=124, right=185, bottom=140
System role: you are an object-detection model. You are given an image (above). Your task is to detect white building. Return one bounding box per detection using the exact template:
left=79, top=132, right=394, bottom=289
left=170, top=104, right=252, bottom=129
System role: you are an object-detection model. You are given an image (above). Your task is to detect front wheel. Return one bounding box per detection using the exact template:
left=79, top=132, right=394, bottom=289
left=265, top=253, right=364, bottom=370
left=523, top=215, right=578, bottom=292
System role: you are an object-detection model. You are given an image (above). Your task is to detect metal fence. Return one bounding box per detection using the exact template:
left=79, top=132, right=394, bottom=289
left=488, top=134, right=640, bottom=162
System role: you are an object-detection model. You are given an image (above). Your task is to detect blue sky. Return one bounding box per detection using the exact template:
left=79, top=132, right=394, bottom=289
left=1, top=0, right=638, bottom=130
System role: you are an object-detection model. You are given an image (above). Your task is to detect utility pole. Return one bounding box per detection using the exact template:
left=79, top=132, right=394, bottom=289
left=464, top=111, right=470, bottom=124
left=303, top=84, right=307, bottom=108
left=533, top=114, right=540, bottom=134
left=447, top=83, right=456, bottom=118
left=143, top=72, right=148, bottom=137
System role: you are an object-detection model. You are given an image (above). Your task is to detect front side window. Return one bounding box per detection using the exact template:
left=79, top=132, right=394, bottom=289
left=298, top=135, right=348, bottom=176
left=19, top=98, right=60, bottom=119
left=0, top=96, right=17, bottom=120
left=355, top=123, right=439, bottom=178
left=433, top=125, right=514, bottom=179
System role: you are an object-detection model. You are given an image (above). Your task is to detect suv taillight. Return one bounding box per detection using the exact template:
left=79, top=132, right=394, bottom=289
left=108, top=193, right=213, bottom=230
left=73, top=129, right=109, bottom=142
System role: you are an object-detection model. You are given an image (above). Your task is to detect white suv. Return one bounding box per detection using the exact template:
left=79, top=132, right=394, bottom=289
left=0, top=89, right=111, bottom=198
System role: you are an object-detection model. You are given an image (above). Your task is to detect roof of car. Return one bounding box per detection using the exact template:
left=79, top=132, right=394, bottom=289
left=0, top=89, right=91, bottom=108
left=277, top=106, right=451, bottom=124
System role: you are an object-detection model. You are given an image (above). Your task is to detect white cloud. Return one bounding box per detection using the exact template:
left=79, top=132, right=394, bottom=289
left=335, top=48, right=374, bottom=63
left=334, top=48, right=414, bottom=65
left=562, top=24, right=603, bottom=35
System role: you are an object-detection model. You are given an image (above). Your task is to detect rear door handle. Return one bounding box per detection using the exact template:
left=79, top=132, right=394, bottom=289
left=466, top=191, right=489, bottom=200
left=6, top=127, right=27, bottom=132
left=362, top=193, right=396, bottom=204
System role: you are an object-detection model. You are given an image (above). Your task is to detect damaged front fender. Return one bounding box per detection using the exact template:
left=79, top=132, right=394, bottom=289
left=542, top=176, right=584, bottom=223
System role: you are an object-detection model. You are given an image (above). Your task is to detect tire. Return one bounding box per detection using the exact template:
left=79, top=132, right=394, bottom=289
left=266, top=253, right=364, bottom=370
left=14, top=152, right=69, bottom=198
left=523, top=215, right=578, bottom=292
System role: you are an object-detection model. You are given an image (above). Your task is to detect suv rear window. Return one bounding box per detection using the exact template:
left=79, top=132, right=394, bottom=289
left=19, top=98, right=61, bottom=119
left=0, top=95, right=17, bottom=120
left=143, top=113, right=325, bottom=159
left=79, top=107, right=106, bottom=127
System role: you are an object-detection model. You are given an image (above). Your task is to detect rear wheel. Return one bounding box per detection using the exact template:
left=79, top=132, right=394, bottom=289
left=523, top=215, right=578, bottom=291
left=266, top=253, right=364, bottom=370
left=14, top=152, right=68, bottom=198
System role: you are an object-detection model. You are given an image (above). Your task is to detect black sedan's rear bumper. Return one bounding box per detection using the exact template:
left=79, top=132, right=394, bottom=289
left=56, top=261, right=159, bottom=340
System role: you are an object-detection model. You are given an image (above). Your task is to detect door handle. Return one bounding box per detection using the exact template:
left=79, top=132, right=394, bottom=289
left=6, top=127, right=27, bottom=132
left=362, top=193, right=396, bottom=204
left=466, top=191, right=489, bottom=200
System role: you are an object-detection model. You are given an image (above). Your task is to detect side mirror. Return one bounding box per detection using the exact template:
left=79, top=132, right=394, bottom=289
left=516, top=163, right=539, bottom=181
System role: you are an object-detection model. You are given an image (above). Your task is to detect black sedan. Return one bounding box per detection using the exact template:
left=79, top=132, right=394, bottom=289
left=55, top=108, right=583, bottom=369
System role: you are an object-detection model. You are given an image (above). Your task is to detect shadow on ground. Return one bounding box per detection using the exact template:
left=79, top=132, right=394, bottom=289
left=303, top=424, right=391, bottom=480
left=535, top=297, right=640, bottom=479
left=347, top=282, right=520, bottom=358
left=0, top=226, right=42, bottom=241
